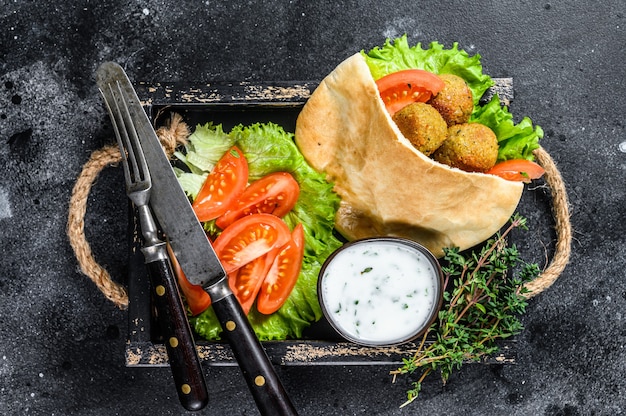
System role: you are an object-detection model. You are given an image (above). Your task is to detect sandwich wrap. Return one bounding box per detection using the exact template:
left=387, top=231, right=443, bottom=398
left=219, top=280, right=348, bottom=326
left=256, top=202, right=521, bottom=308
left=294, top=52, right=523, bottom=257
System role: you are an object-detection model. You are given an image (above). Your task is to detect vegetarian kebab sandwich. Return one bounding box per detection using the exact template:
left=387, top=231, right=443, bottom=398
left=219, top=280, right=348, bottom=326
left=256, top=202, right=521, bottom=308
left=295, top=36, right=544, bottom=257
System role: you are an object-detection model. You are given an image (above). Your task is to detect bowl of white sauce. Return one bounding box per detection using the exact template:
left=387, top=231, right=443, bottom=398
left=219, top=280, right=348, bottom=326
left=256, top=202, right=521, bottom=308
left=318, top=237, right=444, bottom=347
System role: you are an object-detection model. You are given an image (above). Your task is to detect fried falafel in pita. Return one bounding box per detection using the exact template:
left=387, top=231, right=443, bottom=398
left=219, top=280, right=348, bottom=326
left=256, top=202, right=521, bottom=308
left=295, top=38, right=543, bottom=257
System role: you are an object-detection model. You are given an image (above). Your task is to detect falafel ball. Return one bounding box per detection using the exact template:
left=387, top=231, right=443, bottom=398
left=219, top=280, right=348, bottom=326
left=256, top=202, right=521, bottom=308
left=392, top=102, right=448, bottom=156
left=429, top=74, right=474, bottom=126
left=432, top=123, right=499, bottom=172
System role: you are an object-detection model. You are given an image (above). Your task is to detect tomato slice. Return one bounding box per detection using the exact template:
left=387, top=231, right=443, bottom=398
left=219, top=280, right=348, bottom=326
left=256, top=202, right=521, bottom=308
left=257, top=223, right=305, bottom=315
left=192, top=146, right=248, bottom=222
left=228, top=252, right=276, bottom=315
left=212, top=213, right=292, bottom=274
left=376, top=69, right=445, bottom=115
left=166, top=243, right=211, bottom=316
left=486, top=159, right=545, bottom=183
left=216, top=172, right=300, bottom=229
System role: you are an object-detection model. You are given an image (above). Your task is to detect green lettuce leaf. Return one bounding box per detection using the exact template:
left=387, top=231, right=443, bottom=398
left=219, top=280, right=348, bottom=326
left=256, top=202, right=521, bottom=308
left=470, top=97, right=543, bottom=161
left=175, top=122, right=343, bottom=340
left=362, top=34, right=541, bottom=161
left=172, top=168, right=206, bottom=201
left=229, top=122, right=305, bottom=180
left=362, top=35, right=493, bottom=106
left=174, top=122, right=235, bottom=174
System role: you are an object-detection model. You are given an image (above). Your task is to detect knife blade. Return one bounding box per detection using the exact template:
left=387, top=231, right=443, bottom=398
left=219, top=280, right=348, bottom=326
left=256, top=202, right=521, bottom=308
left=95, top=62, right=298, bottom=416
left=97, top=69, right=224, bottom=288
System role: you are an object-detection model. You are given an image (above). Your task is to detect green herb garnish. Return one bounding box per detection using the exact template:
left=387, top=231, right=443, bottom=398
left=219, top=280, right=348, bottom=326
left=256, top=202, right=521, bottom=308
left=391, top=214, right=539, bottom=407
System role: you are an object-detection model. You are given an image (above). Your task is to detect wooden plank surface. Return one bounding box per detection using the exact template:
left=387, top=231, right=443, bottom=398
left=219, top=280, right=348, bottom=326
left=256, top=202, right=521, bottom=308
left=126, top=339, right=517, bottom=367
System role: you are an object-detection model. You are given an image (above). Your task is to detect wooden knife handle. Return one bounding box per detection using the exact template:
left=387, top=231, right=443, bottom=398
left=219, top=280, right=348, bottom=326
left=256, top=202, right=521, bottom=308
left=145, top=256, right=209, bottom=411
left=211, top=294, right=298, bottom=416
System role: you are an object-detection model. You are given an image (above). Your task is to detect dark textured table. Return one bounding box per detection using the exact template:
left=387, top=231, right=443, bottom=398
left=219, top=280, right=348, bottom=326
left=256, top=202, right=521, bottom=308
left=1, top=1, right=625, bottom=415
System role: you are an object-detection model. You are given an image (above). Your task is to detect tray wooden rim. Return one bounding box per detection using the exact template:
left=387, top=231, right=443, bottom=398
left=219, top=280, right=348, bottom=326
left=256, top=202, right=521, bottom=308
left=125, top=79, right=517, bottom=367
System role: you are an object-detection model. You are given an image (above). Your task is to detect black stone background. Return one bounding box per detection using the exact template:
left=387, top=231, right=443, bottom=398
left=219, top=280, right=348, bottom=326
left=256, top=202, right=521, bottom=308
left=1, top=1, right=625, bottom=415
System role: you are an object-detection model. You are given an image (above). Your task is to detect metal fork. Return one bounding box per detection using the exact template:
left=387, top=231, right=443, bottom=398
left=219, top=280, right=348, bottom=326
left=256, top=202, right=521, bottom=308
left=100, top=81, right=209, bottom=411
left=105, top=83, right=160, bottom=250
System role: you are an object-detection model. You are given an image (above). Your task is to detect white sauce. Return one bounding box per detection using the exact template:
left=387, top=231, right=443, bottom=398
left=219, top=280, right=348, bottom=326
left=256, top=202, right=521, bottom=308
left=320, top=240, right=440, bottom=345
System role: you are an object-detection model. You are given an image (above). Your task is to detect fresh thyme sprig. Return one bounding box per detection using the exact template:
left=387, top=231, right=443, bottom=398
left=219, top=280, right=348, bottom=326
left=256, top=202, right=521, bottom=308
left=391, top=214, right=541, bottom=407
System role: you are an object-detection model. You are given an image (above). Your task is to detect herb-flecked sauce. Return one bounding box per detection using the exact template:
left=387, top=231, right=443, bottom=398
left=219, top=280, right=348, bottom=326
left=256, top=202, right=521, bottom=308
left=321, top=240, right=439, bottom=345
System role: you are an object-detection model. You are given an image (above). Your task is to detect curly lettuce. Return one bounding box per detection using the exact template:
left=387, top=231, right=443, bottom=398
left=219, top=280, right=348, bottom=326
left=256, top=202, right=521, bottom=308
left=175, top=122, right=343, bottom=340
left=470, top=97, right=544, bottom=161
left=362, top=35, right=542, bottom=161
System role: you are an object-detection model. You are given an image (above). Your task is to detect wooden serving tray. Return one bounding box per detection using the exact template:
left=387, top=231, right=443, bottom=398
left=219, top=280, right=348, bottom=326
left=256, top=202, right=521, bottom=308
left=125, top=79, right=516, bottom=367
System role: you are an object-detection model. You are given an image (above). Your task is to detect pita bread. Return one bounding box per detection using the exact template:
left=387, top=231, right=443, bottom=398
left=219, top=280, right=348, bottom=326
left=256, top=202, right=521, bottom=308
left=295, top=53, right=523, bottom=257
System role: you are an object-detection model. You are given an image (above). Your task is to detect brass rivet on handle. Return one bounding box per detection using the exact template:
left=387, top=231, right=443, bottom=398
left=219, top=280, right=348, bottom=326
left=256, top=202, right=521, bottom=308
left=225, top=320, right=236, bottom=331
left=169, top=337, right=179, bottom=348
left=181, top=384, right=191, bottom=395
left=155, top=285, right=166, bottom=296
left=254, top=375, right=266, bottom=387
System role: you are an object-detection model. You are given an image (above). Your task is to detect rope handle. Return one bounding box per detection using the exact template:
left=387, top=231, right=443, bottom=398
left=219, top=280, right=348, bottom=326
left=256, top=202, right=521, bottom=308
left=66, top=113, right=189, bottom=309
left=522, top=147, right=572, bottom=298
left=66, top=114, right=571, bottom=308
left=67, top=145, right=128, bottom=308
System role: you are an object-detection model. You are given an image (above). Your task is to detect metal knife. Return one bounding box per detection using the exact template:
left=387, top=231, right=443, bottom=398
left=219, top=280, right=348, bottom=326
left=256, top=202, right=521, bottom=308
left=95, top=62, right=298, bottom=416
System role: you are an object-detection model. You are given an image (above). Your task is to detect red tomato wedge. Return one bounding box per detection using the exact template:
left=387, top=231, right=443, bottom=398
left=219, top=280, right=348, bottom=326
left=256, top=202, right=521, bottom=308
left=228, top=252, right=276, bottom=315
left=192, top=146, right=248, bottom=222
left=376, top=69, right=445, bottom=115
left=166, top=243, right=211, bottom=316
left=486, top=159, right=545, bottom=183
left=257, top=223, right=305, bottom=315
left=216, top=172, right=300, bottom=230
left=212, top=213, right=291, bottom=274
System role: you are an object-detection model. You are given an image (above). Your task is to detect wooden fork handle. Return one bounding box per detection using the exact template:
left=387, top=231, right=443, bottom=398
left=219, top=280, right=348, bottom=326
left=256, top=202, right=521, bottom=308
left=143, top=244, right=209, bottom=411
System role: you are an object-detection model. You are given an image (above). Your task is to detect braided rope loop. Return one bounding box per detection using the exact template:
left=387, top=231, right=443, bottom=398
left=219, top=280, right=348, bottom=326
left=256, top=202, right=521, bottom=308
left=66, top=113, right=188, bottom=309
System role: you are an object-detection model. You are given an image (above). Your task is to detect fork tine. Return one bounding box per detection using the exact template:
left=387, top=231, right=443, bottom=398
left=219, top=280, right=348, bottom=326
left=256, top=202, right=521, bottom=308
left=111, top=83, right=139, bottom=182
left=114, top=80, right=151, bottom=186
left=100, top=85, right=133, bottom=188
left=100, top=81, right=151, bottom=193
